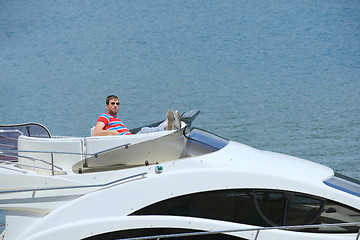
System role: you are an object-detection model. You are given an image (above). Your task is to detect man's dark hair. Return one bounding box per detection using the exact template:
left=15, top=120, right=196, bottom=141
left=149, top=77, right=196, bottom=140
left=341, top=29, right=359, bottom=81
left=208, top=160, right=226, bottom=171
left=106, top=95, right=119, bottom=105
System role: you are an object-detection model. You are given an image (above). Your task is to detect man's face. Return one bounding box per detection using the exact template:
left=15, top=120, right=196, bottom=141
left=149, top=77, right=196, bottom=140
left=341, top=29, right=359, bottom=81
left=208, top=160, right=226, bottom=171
left=106, top=98, right=120, bottom=116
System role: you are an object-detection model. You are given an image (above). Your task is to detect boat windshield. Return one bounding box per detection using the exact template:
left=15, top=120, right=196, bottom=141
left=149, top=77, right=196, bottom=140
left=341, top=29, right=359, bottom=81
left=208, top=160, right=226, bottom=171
left=0, top=123, right=51, bottom=162
left=323, top=173, right=360, bottom=198
left=184, top=128, right=229, bottom=151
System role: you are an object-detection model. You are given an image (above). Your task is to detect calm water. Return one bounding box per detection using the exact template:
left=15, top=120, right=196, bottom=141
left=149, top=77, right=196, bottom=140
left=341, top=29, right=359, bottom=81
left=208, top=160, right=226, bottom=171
left=0, top=0, right=359, bottom=230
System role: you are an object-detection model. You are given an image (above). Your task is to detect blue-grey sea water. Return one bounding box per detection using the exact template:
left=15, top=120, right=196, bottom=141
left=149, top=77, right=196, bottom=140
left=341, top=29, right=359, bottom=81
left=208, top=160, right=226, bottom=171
left=0, top=0, right=359, bottom=232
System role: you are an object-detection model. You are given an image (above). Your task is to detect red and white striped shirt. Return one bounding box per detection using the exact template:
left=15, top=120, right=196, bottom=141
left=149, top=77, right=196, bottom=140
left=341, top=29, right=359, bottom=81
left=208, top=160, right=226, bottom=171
left=97, top=113, right=132, bottom=135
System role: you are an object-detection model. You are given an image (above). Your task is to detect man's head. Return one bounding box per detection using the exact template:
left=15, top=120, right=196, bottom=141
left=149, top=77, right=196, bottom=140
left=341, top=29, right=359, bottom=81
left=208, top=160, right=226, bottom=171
left=106, top=95, right=120, bottom=116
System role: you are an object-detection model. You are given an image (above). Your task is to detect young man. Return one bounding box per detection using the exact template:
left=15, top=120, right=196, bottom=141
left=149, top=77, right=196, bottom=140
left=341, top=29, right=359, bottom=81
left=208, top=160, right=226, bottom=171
left=92, top=95, right=181, bottom=136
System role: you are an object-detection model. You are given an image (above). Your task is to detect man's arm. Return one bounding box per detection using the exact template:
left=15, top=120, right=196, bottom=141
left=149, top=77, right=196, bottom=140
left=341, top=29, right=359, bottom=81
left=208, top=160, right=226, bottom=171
left=92, top=121, right=119, bottom=136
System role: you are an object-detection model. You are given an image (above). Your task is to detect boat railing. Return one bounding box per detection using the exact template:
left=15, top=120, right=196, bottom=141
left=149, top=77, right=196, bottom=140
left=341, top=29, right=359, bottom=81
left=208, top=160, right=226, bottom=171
left=115, top=222, right=360, bottom=240
left=0, top=143, right=130, bottom=175
left=0, top=172, right=147, bottom=194
left=0, top=150, right=65, bottom=172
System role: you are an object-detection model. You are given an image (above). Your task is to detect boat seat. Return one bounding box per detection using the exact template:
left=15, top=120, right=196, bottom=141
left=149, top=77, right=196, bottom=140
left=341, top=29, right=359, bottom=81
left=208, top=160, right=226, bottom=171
left=85, top=131, right=174, bottom=154
left=17, top=136, right=85, bottom=175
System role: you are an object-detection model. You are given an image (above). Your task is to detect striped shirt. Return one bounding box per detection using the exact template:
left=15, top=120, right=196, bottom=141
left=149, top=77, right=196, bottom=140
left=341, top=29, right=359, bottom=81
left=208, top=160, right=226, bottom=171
left=97, top=113, right=132, bottom=136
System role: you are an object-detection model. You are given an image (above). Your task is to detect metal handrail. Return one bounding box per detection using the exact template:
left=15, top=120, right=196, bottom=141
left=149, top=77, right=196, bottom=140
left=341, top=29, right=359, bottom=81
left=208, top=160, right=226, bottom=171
left=0, top=129, right=23, bottom=135
left=0, top=143, right=131, bottom=175
left=91, top=143, right=131, bottom=158
left=0, top=160, right=64, bottom=174
left=116, top=222, right=360, bottom=240
left=0, top=172, right=147, bottom=194
left=0, top=164, right=28, bottom=174
left=1, top=142, right=130, bottom=157
left=0, top=152, right=64, bottom=171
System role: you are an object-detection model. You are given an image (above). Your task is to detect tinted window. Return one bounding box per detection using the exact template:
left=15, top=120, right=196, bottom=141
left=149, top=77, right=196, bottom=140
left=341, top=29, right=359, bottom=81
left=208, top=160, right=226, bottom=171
left=254, top=191, right=324, bottom=227
left=185, top=128, right=229, bottom=151
left=324, top=174, right=360, bottom=198
left=318, top=201, right=360, bottom=232
left=132, top=189, right=360, bottom=233
left=133, top=190, right=268, bottom=227
left=83, top=228, right=245, bottom=240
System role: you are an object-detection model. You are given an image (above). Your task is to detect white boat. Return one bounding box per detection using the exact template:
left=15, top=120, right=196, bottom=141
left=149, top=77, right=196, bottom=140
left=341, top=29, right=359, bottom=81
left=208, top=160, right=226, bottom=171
left=0, top=110, right=359, bottom=240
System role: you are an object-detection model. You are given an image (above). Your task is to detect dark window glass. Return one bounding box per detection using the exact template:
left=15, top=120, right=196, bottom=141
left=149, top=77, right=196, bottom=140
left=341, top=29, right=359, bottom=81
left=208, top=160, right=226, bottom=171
left=132, top=189, right=360, bottom=233
left=254, top=191, right=325, bottom=227
left=316, top=201, right=360, bottom=232
left=287, top=194, right=323, bottom=226
left=254, top=191, right=286, bottom=226
left=83, top=228, right=245, bottom=240
left=133, top=190, right=268, bottom=227
left=324, top=174, right=360, bottom=198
